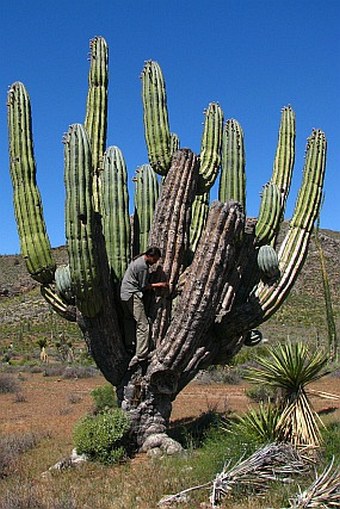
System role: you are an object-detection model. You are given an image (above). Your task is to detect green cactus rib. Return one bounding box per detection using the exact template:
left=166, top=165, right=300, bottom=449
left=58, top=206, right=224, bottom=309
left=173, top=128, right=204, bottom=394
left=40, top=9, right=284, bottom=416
left=7, top=82, right=55, bottom=283
left=64, top=123, right=102, bottom=317
left=197, top=103, right=224, bottom=193
left=142, top=60, right=172, bottom=176
left=256, top=129, right=327, bottom=319
left=100, top=146, right=131, bottom=281
left=271, top=106, right=296, bottom=212
left=189, top=192, right=210, bottom=254
left=219, top=119, right=246, bottom=212
left=255, top=182, right=281, bottom=245
left=133, top=164, right=160, bottom=255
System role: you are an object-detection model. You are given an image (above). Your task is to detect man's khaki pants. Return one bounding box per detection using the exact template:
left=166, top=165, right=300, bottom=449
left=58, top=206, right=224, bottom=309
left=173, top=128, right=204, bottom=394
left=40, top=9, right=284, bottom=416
left=121, top=294, right=149, bottom=360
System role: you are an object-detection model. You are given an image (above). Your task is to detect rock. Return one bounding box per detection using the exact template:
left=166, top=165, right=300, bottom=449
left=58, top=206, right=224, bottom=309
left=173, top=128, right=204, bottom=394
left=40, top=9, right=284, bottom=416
left=140, top=433, right=183, bottom=456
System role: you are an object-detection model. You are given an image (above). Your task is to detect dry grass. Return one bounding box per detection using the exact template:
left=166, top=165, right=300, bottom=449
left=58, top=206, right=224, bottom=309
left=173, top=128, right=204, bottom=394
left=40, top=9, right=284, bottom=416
left=0, top=372, right=339, bottom=508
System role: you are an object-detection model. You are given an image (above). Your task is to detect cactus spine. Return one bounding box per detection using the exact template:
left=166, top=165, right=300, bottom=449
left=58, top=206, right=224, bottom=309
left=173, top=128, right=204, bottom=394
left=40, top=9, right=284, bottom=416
left=64, top=124, right=102, bottom=317
left=7, top=82, right=55, bottom=283
left=100, top=146, right=131, bottom=281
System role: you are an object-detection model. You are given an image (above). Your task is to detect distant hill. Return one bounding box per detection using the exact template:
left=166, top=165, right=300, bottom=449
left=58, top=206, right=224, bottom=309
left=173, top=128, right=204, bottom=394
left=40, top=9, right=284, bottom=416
left=0, top=227, right=339, bottom=348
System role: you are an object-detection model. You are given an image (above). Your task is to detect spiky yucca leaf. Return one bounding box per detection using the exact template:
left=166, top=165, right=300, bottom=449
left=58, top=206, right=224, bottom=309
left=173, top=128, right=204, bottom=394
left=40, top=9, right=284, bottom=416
left=225, top=403, right=282, bottom=445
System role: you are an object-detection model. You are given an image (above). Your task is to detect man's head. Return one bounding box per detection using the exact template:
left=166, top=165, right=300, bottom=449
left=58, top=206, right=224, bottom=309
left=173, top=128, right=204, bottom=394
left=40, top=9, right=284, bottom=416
left=144, top=246, right=162, bottom=265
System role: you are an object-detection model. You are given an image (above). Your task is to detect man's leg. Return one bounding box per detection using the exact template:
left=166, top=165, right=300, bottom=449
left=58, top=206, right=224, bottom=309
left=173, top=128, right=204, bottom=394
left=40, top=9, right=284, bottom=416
left=121, top=298, right=136, bottom=353
left=132, top=294, right=150, bottom=361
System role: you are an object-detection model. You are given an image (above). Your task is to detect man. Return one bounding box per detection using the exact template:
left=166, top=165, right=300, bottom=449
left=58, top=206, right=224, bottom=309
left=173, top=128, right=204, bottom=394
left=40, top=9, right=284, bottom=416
left=120, top=246, right=168, bottom=368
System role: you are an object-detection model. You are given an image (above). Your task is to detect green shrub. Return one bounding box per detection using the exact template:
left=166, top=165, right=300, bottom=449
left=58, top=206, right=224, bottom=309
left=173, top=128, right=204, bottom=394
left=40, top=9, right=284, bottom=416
left=73, top=409, right=130, bottom=464
left=91, top=384, right=117, bottom=412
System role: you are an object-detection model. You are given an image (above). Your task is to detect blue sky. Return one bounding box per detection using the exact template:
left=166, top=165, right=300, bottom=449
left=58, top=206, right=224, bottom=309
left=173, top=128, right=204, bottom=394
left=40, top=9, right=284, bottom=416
left=1, top=0, right=339, bottom=254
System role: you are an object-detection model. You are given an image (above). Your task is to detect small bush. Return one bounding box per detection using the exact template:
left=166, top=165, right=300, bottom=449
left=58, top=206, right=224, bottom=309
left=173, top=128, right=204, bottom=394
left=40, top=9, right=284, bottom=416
left=73, top=409, right=130, bottom=464
left=246, top=384, right=278, bottom=403
left=0, top=432, right=40, bottom=478
left=0, top=374, right=20, bottom=393
left=196, top=366, right=242, bottom=385
left=68, top=392, right=82, bottom=404
left=13, top=391, right=27, bottom=403
left=91, top=384, right=117, bottom=412
left=62, top=365, right=97, bottom=379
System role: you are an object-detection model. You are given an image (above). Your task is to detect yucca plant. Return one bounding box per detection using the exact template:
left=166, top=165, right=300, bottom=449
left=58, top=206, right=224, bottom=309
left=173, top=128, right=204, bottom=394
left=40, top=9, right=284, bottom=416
left=225, top=402, right=282, bottom=445
left=246, top=342, right=330, bottom=448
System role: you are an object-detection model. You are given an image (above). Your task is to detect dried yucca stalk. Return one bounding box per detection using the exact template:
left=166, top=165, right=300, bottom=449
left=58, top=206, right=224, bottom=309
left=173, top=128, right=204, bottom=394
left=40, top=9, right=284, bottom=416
left=210, top=442, right=309, bottom=507
left=287, top=459, right=340, bottom=508
left=158, top=442, right=309, bottom=507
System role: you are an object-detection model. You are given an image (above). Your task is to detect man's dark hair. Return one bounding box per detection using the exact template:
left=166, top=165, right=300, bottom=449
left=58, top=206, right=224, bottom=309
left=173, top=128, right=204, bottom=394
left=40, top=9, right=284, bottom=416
left=144, top=246, right=162, bottom=258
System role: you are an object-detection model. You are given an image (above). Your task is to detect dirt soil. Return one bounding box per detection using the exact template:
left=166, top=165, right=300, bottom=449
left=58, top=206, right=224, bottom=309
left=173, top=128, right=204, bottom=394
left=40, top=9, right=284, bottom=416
left=1, top=371, right=339, bottom=440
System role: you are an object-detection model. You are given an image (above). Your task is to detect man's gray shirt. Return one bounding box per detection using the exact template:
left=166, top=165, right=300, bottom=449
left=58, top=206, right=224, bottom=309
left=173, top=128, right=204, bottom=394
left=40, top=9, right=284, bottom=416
left=120, top=256, right=149, bottom=301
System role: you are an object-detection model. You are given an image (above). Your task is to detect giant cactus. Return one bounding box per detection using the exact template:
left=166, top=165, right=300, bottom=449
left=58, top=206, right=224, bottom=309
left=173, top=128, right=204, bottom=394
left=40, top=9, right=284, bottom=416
left=7, top=36, right=327, bottom=452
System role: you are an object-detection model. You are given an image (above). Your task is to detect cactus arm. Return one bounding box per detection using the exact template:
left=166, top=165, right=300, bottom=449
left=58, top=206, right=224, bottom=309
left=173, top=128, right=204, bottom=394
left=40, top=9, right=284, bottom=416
left=84, top=36, right=108, bottom=210
left=149, top=149, right=199, bottom=344
left=247, top=129, right=326, bottom=325
left=189, top=191, right=210, bottom=255
left=100, top=146, right=131, bottom=281
left=150, top=149, right=199, bottom=292
left=64, top=123, right=102, bottom=317
left=271, top=106, right=296, bottom=214
left=219, top=119, right=246, bottom=212
left=197, top=103, right=224, bottom=193
left=141, top=61, right=172, bottom=176
left=211, top=129, right=326, bottom=359
left=255, top=182, right=281, bottom=245
left=133, top=164, right=160, bottom=255
left=7, top=82, right=55, bottom=283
